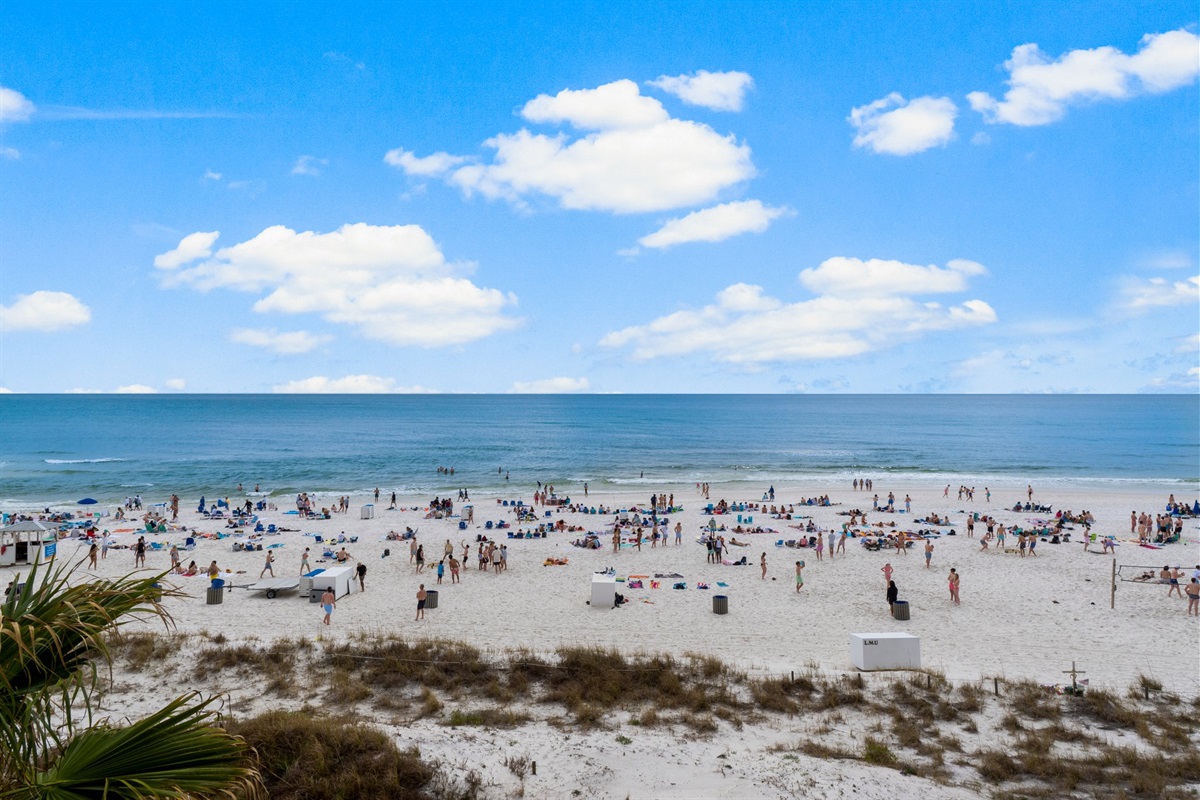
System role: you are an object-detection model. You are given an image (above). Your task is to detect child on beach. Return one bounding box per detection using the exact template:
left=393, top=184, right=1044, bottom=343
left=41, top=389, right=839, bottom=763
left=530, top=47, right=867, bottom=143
left=795, top=560, right=805, bottom=593
left=436, top=559, right=445, bottom=584
left=761, top=552, right=767, bottom=579
left=321, top=587, right=335, bottom=625
left=948, top=568, right=960, bottom=604
left=882, top=562, right=893, bottom=586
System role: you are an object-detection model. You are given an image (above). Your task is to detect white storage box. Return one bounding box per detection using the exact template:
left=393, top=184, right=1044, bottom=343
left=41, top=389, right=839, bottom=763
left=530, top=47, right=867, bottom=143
left=590, top=574, right=616, bottom=609
left=360, top=504, right=374, bottom=520
left=310, top=565, right=354, bottom=599
left=849, top=632, right=921, bottom=670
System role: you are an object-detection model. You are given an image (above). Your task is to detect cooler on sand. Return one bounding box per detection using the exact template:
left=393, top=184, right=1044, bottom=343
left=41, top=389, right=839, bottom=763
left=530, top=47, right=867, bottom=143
left=360, top=504, right=374, bottom=520
left=590, top=574, right=616, bottom=609
left=849, top=633, right=921, bottom=670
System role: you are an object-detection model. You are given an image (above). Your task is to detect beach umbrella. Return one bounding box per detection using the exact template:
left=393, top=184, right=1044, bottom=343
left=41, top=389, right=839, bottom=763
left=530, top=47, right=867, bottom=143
left=78, top=498, right=98, bottom=505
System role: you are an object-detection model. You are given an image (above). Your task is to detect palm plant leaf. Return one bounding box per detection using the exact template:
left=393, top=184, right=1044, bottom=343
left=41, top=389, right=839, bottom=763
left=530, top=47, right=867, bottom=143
left=10, top=694, right=262, bottom=800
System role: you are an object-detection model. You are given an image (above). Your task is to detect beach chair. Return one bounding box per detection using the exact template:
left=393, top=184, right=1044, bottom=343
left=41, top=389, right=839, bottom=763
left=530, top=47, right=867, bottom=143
left=313, top=535, right=323, bottom=544
left=485, top=521, right=493, bottom=529
left=184, top=537, right=196, bottom=550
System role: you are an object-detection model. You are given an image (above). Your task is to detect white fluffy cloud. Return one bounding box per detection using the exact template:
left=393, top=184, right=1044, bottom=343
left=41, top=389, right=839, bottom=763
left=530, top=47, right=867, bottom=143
left=601, top=257, right=996, bottom=364
left=154, top=231, right=219, bottom=269
left=798, top=257, right=986, bottom=296
left=291, top=155, right=328, bottom=176
left=510, top=376, right=591, bottom=394
left=0, top=291, right=91, bottom=332
left=968, top=29, right=1200, bottom=126
left=648, top=70, right=755, bottom=112
left=636, top=200, right=790, bottom=250
left=273, top=375, right=437, bottom=394
left=389, top=79, right=754, bottom=214
left=1120, top=275, right=1200, bottom=311
left=165, top=378, right=187, bottom=391
left=1, top=146, right=18, bottom=159
left=230, top=328, right=332, bottom=354
left=0, top=87, right=35, bottom=123
left=849, top=93, right=957, bottom=155
left=154, top=223, right=520, bottom=347
left=115, top=384, right=157, bottom=394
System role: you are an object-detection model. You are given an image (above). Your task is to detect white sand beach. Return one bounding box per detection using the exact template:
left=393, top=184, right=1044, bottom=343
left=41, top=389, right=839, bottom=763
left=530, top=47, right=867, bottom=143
left=5, top=478, right=1198, bottom=798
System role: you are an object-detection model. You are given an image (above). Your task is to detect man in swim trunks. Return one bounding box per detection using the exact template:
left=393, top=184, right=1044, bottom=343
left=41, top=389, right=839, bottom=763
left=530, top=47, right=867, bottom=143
left=1186, top=579, right=1199, bottom=616
left=321, top=587, right=336, bottom=625
left=924, top=540, right=933, bottom=568
left=675, top=521, right=682, bottom=545
left=415, top=584, right=426, bottom=620
left=795, top=561, right=804, bottom=593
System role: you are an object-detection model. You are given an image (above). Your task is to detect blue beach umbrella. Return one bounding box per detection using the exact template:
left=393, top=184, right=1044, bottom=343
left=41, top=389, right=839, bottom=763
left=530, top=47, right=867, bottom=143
left=78, top=498, right=98, bottom=505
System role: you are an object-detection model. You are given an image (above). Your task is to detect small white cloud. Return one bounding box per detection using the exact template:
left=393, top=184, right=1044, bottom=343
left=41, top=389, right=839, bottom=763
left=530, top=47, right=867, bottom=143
left=1138, top=248, right=1194, bottom=270
left=0, top=291, right=91, bottom=332
left=510, top=376, right=591, bottom=393
left=384, top=148, right=469, bottom=177
left=968, top=28, right=1200, bottom=126
left=601, top=256, right=995, bottom=364
left=155, top=224, right=520, bottom=347
left=799, top=257, right=986, bottom=296
left=0, top=87, right=35, bottom=123
left=636, top=200, right=791, bottom=250
left=115, top=384, right=157, bottom=394
left=648, top=70, right=755, bottom=112
left=202, top=169, right=222, bottom=181
left=0, top=146, right=19, bottom=159
left=971, top=132, right=991, bottom=146
left=273, top=375, right=437, bottom=394
left=230, top=327, right=332, bottom=354
left=1119, top=275, right=1200, bottom=311
left=291, top=155, right=328, bottom=176
left=522, top=79, right=668, bottom=129
left=0, top=387, right=14, bottom=394
left=165, top=378, right=187, bottom=390
left=1175, top=333, right=1200, bottom=353
left=154, top=231, right=219, bottom=269
left=849, top=93, right=957, bottom=155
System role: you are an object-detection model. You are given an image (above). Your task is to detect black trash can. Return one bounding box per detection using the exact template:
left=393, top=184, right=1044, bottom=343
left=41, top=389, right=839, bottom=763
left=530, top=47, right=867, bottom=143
left=425, top=589, right=439, bottom=609
left=892, top=600, right=910, bottom=620
left=713, top=595, right=728, bottom=615
left=206, top=586, right=224, bottom=605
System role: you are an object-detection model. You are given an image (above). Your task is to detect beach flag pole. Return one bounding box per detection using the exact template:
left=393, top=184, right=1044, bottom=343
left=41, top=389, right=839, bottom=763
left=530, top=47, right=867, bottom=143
left=1110, top=558, right=1116, bottom=609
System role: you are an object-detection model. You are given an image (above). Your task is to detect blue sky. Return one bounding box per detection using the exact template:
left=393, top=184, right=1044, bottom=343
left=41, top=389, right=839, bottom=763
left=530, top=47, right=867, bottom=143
left=1, top=1, right=1197, bottom=393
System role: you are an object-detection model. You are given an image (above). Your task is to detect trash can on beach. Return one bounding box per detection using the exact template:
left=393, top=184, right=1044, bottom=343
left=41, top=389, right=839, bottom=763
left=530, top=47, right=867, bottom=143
left=425, top=590, right=438, bottom=609
left=206, top=586, right=224, bottom=605
left=713, top=595, right=728, bottom=615
left=892, top=600, right=910, bottom=621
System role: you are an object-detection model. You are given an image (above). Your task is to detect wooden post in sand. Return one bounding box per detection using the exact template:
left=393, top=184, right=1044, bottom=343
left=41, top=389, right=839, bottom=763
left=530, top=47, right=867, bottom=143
left=1110, top=559, right=1116, bottom=609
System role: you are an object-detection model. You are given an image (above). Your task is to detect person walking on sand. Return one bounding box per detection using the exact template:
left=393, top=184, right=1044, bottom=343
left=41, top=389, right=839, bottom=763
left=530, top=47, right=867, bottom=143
left=356, top=561, right=367, bottom=592
left=814, top=532, right=824, bottom=561
left=886, top=579, right=898, bottom=611
left=948, top=568, right=960, bottom=604
left=321, top=587, right=336, bottom=626
left=415, top=584, right=427, bottom=621
left=415, top=544, right=425, bottom=573
left=794, top=560, right=805, bottom=592
left=882, top=562, right=893, bottom=586
left=436, top=559, right=445, bottom=584
left=134, top=536, right=146, bottom=568
left=87, top=540, right=99, bottom=569
left=450, top=556, right=461, bottom=584
left=761, top=552, right=768, bottom=580
left=924, top=540, right=933, bottom=568
left=612, top=526, right=621, bottom=554
left=837, top=529, right=847, bottom=555
left=409, top=537, right=419, bottom=564
left=301, top=547, right=311, bottom=575
left=260, top=550, right=275, bottom=578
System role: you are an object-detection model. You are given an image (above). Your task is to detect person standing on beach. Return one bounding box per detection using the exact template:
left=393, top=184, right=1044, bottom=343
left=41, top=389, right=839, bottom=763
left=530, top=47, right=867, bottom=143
left=449, top=556, right=460, bottom=584
left=492, top=544, right=502, bottom=574
left=460, top=541, right=470, bottom=569
left=882, top=562, right=893, bottom=586
left=761, top=552, right=767, bottom=580
left=613, top=526, right=621, bottom=554
left=415, top=544, right=425, bottom=573
left=944, top=485, right=950, bottom=498
left=795, top=560, right=805, bottom=593
left=904, top=495, right=911, bottom=513
left=436, top=559, right=445, bottom=584
left=966, top=517, right=974, bottom=538
left=948, top=568, right=960, bottom=604
left=415, top=585, right=426, bottom=621
left=675, top=521, right=682, bottom=545
left=1028, top=536, right=1038, bottom=557
left=260, top=551, right=275, bottom=578
left=635, top=528, right=643, bottom=552
left=886, top=580, right=898, bottom=611
left=409, top=537, right=419, bottom=564
left=134, top=536, right=146, bottom=568
left=301, top=548, right=311, bottom=575
left=895, top=531, right=907, bottom=555
left=814, top=532, right=824, bottom=561
left=321, top=587, right=336, bottom=626
left=1185, top=579, right=1199, bottom=615
left=996, top=525, right=1006, bottom=550
left=1027, top=485, right=1033, bottom=501
left=924, top=540, right=933, bottom=569
left=500, top=544, right=508, bottom=572
left=101, top=532, right=110, bottom=560
left=87, top=541, right=98, bottom=569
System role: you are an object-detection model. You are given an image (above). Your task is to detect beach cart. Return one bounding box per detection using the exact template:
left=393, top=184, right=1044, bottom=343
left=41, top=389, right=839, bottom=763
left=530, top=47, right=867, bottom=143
left=309, top=565, right=354, bottom=600
left=245, top=577, right=301, bottom=599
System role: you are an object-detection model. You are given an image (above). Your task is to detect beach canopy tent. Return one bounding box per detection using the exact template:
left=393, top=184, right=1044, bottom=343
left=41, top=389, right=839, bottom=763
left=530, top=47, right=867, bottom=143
left=0, top=520, right=59, bottom=567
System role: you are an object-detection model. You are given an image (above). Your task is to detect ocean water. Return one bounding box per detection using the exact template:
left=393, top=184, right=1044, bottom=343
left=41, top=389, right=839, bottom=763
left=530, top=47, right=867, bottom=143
left=0, top=394, right=1196, bottom=508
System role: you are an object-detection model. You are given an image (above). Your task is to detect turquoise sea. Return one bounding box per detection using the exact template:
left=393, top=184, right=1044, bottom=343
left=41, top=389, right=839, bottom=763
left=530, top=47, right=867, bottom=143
left=0, top=395, right=1196, bottom=508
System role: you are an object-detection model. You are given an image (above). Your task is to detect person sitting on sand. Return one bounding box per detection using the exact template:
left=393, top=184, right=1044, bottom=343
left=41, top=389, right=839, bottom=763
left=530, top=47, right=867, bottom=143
left=183, top=560, right=198, bottom=576
left=336, top=547, right=350, bottom=564
left=207, top=560, right=220, bottom=579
